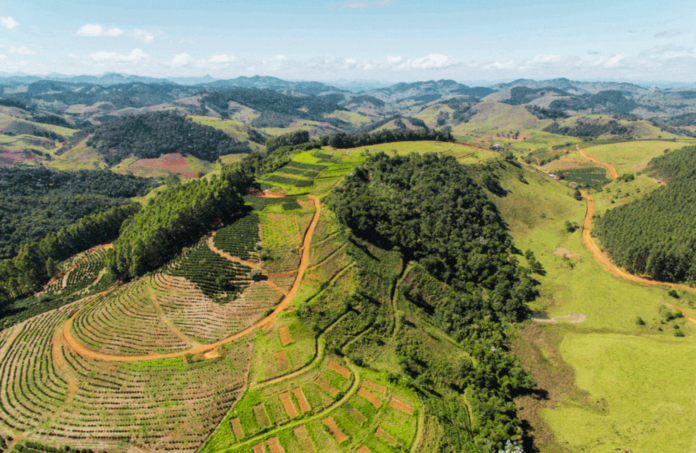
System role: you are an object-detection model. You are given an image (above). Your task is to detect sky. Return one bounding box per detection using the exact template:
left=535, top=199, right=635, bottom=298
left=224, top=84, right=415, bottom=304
left=1, top=0, right=695, bottom=83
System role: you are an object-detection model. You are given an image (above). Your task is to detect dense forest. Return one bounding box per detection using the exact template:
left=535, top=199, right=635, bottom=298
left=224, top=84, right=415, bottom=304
left=0, top=167, right=155, bottom=259
left=0, top=203, right=139, bottom=304
left=109, top=175, right=246, bottom=279
left=7, top=81, right=198, bottom=110
left=549, top=90, right=638, bottom=115
left=596, top=145, right=696, bottom=283
left=502, top=86, right=570, bottom=106
left=327, top=153, right=539, bottom=450
left=544, top=119, right=633, bottom=139
left=86, top=111, right=252, bottom=165
left=322, top=128, right=454, bottom=148
left=201, top=88, right=343, bottom=120
left=657, top=112, right=696, bottom=127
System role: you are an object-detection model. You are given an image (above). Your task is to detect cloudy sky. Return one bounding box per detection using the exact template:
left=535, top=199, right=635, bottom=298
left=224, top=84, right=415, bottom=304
left=1, top=0, right=695, bottom=83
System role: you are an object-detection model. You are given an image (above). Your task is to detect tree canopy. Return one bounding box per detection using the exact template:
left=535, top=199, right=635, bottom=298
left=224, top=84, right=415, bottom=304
left=596, top=145, right=696, bottom=283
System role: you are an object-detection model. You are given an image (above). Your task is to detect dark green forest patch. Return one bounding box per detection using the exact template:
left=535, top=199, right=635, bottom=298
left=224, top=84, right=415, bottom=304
left=596, top=145, right=696, bottom=283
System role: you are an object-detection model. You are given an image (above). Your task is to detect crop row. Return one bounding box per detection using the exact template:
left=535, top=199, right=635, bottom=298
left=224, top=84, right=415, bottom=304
left=285, top=161, right=327, bottom=172
left=263, top=175, right=314, bottom=188
left=151, top=273, right=281, bottom=343
left=213, top=214, right=260, bottom=261
left=72, top=281, right=191, bottom=356
left=311, top=151, right=340, bottom=164
left=276, top=166, right=319, bottom=178
left=1, top=307, right=255, bottom=453
left=166, top=241, right=252, bottom=304
left=0, top=306, right=72, bottom=434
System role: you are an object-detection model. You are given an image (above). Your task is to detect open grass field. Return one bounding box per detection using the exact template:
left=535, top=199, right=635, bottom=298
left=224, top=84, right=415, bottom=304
left=493, top=161, right=696, bottom=452
left=578, top=139, right=696, bottom=175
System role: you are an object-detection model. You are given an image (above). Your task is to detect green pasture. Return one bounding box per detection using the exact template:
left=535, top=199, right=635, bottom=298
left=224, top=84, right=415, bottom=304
left=494, top=162, right=696, bottom=452
left=581, top=139, right=695, bottom=175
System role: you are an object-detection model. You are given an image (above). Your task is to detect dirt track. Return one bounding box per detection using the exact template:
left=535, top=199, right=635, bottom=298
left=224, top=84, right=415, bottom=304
left=577, top=146, right=619, bottom=180
left=62, top=195, right=321, bottom=362
left=581, top=191, right=696, bottom=322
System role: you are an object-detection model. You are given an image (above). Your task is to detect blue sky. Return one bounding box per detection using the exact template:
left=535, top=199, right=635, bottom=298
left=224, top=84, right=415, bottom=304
left=1, top=0, right=695, bottom=82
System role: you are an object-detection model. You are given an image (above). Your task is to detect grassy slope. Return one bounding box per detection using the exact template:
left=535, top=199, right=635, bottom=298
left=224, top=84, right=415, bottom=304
left=493, top=162, right=696, bottom=452
left=580, top=139, right=696, bottom=175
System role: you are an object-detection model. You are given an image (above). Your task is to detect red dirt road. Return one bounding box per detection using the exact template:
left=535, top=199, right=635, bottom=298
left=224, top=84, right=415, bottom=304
left=578, top=146, right=619, bottom=180
left=62, top=195, right=322, bottom=362
left=581, top=191, right=696, bottom=323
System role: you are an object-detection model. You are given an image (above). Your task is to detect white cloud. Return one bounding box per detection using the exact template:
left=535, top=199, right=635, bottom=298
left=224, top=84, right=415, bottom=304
left=411, top=54, right=453, bottom=69
left=10, top=46, right=37, bottom=55
left=77, top=24, right=124, bottom=37
left=0, top=54, right=6, bottom=60
left=77, top=24, right=159, bottom=43
left=655, top=29, right=681, bottom=38
left=172, top=53, right=194, bottom=66
left=1, top=17, right=19, bottom=29
left=209, top=54, right=235, bottom=64
left=90, top=48, right=150, bottom=63
left=129, top=29, right=158, bottom=44
left=331, top=0, right=397, bottom=10
left=35, top=49, right=696, bottom=84
left=640, top=44, right=687, bottom=56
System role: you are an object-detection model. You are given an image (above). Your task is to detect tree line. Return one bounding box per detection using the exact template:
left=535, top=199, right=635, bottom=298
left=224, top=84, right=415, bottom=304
left=0, top=203, right=140, bottom=307
left=596, top=145, right=696, bottom=283
left=108, top=176, right=246, bottom=279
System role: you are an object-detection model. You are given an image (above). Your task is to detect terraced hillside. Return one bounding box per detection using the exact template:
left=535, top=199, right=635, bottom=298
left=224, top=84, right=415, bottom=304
left=0, top=140, right=535, bottom=453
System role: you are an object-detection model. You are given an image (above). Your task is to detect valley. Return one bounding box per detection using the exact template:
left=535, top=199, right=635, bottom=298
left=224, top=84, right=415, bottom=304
left=1, top=75, right=696, bottom=453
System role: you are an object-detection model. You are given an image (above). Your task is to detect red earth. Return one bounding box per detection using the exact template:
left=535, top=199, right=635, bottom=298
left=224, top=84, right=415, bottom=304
left=131, top=153, right=198, bottom=178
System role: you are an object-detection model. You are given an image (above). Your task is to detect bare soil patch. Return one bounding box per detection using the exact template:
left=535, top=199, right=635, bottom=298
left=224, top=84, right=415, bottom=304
left=375, top=427, right=397, bottom=446
left=345, top=403, right=367, bottom=425
left=131, top=152, right=198, bottom=178
left=389, top=398, right=413, bottom=414
left=314, top=376, right=339, bottom=397
left=253, top=403, right=272, bottom=428
left=321, top=417, right=348, bottom=443
left=279, top=392, right=299, bottom=418
left=357, top=446, right=372, bottom=453
left=266, top=437, right=284, bottom=453
left=252, top=443, right=266, bottom=453
left=230, top=417, right=244, bottom=440
left=292, top=387, right=311, bottom=413
left=279, top=326, right=293, bottom=346
left=328, top=359, right=350, bottom=378
left=363, top=380, right=387, bottom=395
left=358, top=387, right=382, bottom=408
left=293, top=425, right=316, bottom=453
left=552, top=247, right=580, bottom=259
left=275, top=351, right=289, bottom=372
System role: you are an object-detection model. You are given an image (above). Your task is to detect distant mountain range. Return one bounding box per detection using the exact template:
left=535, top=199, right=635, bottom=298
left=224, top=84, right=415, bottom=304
left=488, top=78, right=656, bottom=97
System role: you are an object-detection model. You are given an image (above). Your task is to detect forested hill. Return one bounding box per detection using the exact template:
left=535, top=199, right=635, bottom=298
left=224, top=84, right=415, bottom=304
left=0, top=167, right=155, bottom=259
left=86, top=111, right=253, bottom=165
left=200, top=88, right=343, bottom=120
left=327, top=153, right=540, bottom=449
left=596, top=145, right=696, bottom=283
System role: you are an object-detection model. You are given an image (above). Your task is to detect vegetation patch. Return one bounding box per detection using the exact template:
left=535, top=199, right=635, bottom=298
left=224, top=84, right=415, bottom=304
left=166, top=239, right=252, bottom=303
left=556, top=166, right=608, bottom=185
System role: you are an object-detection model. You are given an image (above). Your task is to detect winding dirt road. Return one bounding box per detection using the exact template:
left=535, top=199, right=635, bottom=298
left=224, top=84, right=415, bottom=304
left=577, top=145, right=619, bottom=180
left=581, top=191, right=696, bottom=322
left=62, top=195, right=321, bottom=362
